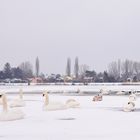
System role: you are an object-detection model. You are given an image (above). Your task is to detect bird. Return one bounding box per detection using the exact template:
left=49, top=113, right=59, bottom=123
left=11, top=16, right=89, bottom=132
left=0, top=93, right=25, bottom=121
left=129, top=93, right=136, bottom=101
left=123, top=101, right=135, bottom=112
left=123, top=93, right=136, bottom=112
left=43, top=91, right=67, bottom=111
left=100, top=89, right=110, bottom=95
left=10, top=88, right=25, bottom=108
left=92, top=93, right=103, bottom=101
left=116, top=91, right=125, bottom=95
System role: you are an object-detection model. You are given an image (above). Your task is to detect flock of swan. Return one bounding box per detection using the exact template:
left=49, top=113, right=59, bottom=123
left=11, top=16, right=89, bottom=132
left=92, top=89, right=137, bottom=112
left=0, top=89, right=80, bottom=121
left=0, top=88, right=137, bottom=121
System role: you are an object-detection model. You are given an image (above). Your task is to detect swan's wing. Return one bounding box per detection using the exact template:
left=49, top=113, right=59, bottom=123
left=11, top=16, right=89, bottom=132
left=0, top=109, right=25, bottom=121
left=43, top=102, right=67, bottom=111
left=10, top=99, right=25, bottom=108
left=66, top=101, right=80, bottom=108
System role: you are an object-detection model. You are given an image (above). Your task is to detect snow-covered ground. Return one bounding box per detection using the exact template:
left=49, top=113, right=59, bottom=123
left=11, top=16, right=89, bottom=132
left=0, top=85, right=140, bottom=140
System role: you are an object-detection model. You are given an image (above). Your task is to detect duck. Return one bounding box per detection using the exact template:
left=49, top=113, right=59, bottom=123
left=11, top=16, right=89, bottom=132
left=65, top=99, right=80, bottom=108
left=0, top=93, right=25, bottom=121
left=43, top=91, right=67, bottom=111
left=10, top=88, right=25, bottom=108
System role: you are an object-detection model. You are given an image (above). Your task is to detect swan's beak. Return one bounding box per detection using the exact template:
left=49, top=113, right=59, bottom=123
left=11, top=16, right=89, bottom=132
left=0, top=94, right=2, bottom=98
left=43, top=94, right=45, bottom=97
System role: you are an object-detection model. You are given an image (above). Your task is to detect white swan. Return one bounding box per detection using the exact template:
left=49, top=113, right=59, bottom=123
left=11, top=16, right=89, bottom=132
left=43, top=91, right=67, bottom=111
left=116, top=91, right=125, bottom=95
left=10, top=88, right=25, bottom=108
left=65, top=99, right=80, bottom=108
left=100, top=89, right=110, bottom=95
left=123, top=93, right=136, bottom=112
left=0, top=93, right=25, bottom=121
left=76, top=88, right=80, bottom=93
left=129, top=93, right=136, bottom=101
left=123, top=101, right=135, bottom=112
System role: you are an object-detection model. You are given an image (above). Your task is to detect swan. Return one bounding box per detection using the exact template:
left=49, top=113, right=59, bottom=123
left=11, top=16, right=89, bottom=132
left=92, top=93, right=103, bottom=101
left=65, top=99, right=80, bottom=108
left=123, top=93, right=136, bottom=112
left=123, top=101, right=135, bottom=112
left=116, top=91, right=125, bottom=95
left=43, top=91, right=67, bottom=111
left=76, top=88, right=80, bottom=93
left=100, top=89, right=110, bottom=95
left=10, top=88, right=25, bottom=108
left=93, top=89, right=104, bottom=101
left=129, top=93, right=136, bottom=101
left=0, top=93, right=25, bottom=121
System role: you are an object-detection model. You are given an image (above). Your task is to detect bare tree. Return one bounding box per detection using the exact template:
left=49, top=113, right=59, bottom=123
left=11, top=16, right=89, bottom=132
left=118, top=59, right=121, bottom=79
left=108, top=59, right=121, bottom=80
left=35, top=57, right=39, bottom=77
left=108, top=59, right=140, bottom=82
left=19, top=61, right=33, bottom=79
left=133, top=62, right=140, bottom=80
left=121, top=59, right=134, bottom=81
left=79, top=64, right=89, bottom=77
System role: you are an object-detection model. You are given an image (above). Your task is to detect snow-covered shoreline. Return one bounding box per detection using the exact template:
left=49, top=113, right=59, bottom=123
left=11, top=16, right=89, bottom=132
left=0, top=85, right=140, bottom=95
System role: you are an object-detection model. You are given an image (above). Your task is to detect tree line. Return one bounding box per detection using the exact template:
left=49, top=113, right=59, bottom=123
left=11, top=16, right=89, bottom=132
left=0, top=57, right=40, bottom=82
left=0, top=57, right=140, bottom=83
left=108, top=59, right=140, bottom=82
left=66, top=58, right=140, bottom=82
left=0, top=62, right=33, bottom=80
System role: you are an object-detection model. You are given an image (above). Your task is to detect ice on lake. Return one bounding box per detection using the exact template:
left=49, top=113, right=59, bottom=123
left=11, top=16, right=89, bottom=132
left=0, top=85, right=140, bottom=140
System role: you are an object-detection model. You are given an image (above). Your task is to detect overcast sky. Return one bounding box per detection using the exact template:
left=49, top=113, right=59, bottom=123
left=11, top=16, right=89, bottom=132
left=0, top=0, right=140, bottom=74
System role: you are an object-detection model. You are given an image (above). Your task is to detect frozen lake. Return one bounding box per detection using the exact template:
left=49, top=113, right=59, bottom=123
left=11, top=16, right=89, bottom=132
left=0, top=86, right=140, bottom=140
left=0, top=84, right=140, bottom=94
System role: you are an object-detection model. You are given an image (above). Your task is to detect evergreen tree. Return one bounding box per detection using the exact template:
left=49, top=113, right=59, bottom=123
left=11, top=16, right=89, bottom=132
left=66, top=57, right=71, bottom=77
left=0, top=71, right=4, bottom=79
left=3, top=63, right=12, bottom=79
left=74, top=57, right=79, bottom=79
left=103, top=71, right=109, bottom=82
left=35, top=56, right=40, bottom=77
left=11, top=67, right=23, bottom=79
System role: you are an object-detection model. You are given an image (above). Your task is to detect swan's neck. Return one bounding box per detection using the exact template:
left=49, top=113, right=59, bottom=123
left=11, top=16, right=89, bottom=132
left=44, top=94, right=49, bottom=106
left=2, top=95, right=8, bottom=112
left=19, top=89, right=23, bottom=99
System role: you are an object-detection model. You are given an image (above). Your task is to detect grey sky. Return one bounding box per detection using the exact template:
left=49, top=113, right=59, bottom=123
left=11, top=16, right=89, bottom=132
left=0, top=0, right=140, bottom=74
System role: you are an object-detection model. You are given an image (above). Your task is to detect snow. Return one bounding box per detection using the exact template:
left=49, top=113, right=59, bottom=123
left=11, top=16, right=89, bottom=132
left=0, top=85, right=140, bottom=140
